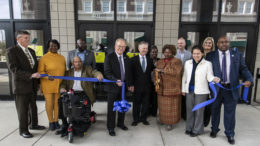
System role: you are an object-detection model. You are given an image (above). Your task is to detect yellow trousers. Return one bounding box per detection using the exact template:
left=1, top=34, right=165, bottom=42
left=44, top=93, right=60, bottom=123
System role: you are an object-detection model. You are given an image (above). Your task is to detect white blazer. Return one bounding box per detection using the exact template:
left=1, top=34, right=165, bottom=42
left=182, top=58, right=215, bottom=94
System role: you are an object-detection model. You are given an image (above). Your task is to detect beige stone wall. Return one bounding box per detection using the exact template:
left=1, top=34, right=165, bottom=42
left=253, top=25, right=260, bottom=102
left=155, top=0, right=180, bottom=58
left=50, top=0, right=76, bottom=58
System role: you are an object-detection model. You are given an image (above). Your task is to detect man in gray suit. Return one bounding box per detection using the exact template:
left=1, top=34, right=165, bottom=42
left=67, top=38, right=96, bottom=69
left=175, top=37, right=192, bottom=67
left=175, top=37, right=192, bottom=121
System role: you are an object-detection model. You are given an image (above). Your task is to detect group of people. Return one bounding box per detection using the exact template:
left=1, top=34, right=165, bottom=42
left=6, top=30, right=253, bottom=145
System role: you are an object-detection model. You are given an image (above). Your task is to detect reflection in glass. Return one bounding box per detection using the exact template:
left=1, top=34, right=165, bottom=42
left=227, top=32, right=248, bottom=57
left=181, top=0, right=219, bottom=22
left=0, top=30, right=6, bottom=62
left=117, top=0, right=153, bottom=21
left=0, top=68, right=10, bottom=95
left=186, top=32, right=200, bottom=51
left=124, top=32, right=145, bottom=52
left=26, top=30, right=44, bottom=58
left=85, top=31, right=108, bottom=52
left=78, top=0, right=114, bottom=20
left=221, top=0, right=257, bottom=22
left=13, top=0, right=47, bottom=19
left=0, top=0, right=10, bottom=19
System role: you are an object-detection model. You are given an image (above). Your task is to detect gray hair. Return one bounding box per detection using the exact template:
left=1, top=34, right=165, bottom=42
left=138, top=41, right=149, bottom=48
left=72, top=56, right=82, bottom=64
left=115, top=38, right=126, bottom=45
left=15, top=30, right=30, bottom=39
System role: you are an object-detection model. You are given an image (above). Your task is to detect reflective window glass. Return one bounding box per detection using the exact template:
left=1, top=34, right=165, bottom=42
left=186, top=32, right=200, bottom=50
left=124, top=32, right=145, bottom=53
left=221, top=0, right=257, bottom=22
left=13, top=0, right=47, bottom=19
left=0, top=30, right=6, bottom=62
left=117, top=0, right=153, bottom=21
left=0, top=68, right=10, bottom=95
left=78, top=0, right=114, bottom=20
left=26, top=30, right=44, bottom=58
left=117, top=1, right=126, bottom=13
left=226, top=32, right=248, bottom=57
left=0, top=0, right=10, bottom=19
left=85, top=31, right=108, bottom=51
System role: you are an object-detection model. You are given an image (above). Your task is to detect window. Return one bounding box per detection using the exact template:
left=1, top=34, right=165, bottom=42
left=0, top=0, right=10, bottom=19
left=147, top=1, right=153, bottom=13
left=238, top=1, right=254, bottom=14
left=102, top=1, right=111, bottom=13
left=182, top=0, right=192, bottom=13
left=136, top=1, right=144, bottom=13
left=117, top=1, right=126, bottom=13
left=84, top=0, right=92, bottom=13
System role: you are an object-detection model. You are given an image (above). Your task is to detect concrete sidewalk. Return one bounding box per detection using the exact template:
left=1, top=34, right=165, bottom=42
left=0, top=101, right=260, bottom=146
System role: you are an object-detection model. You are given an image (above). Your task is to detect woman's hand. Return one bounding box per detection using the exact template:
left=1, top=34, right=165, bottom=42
left=155, top=68, right=164, bottom=73
left=48, top=76, right=54, bottom=81
left=212, top=77, right=220, bottom=83
left=97, top=74, right=103, bottom=82
left=60, top=88, right=67, bottom=93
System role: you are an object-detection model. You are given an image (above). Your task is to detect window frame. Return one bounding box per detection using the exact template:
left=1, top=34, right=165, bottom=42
left=84, top=0, right=93, bottom=13
left=101, top=0, right=111, bottom=13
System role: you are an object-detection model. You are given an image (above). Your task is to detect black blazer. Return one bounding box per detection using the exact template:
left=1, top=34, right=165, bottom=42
left=104, top=52, right=131, bottom=93
left=130, top=55, right=154, bottom=93
left=6, top=45, right=39, bottom=94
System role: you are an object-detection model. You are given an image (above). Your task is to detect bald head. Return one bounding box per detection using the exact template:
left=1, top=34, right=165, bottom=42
left=177, top=37, right=186, bottom=50
left=72, top=56, right=82, bottom=70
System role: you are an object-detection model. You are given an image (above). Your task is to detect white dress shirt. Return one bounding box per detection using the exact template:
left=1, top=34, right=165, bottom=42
left=72, top=70, right=83, bottom=91
left=218, top=49, right=230, bottom=83
left=18, top=43, right=35, bottom=66
left=115, top=52, right=125, bottom=73
left=139, top=54, right=147, bottom=71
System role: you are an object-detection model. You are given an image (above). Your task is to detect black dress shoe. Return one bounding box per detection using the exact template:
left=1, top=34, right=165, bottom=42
left=108, top=130, right=116, bottom=136
left=190, top=132, right=199, bottom=137
left=185, top=130, right=191, bottom=135
left=210, top=131, right=217, bottom=138
left=20, top=131, right=33, bottom=138
left=131, top=121, right=138, bottom=126
left=29, top=125, right=46, bottom=130
left=117, top=125, right=128, bottom=130
left=142, top=121, right=150, bottom=125
left=227, top=136, right=235, bottom=145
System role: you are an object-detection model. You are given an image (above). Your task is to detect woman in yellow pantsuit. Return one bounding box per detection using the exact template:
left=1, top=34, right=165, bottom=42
left=38, top=39, right=66, bottom=131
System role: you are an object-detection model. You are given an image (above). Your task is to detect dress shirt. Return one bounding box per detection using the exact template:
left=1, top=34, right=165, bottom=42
left=139, top=54, right=147, bottom=71
left=77, top=49, right=86, bottom=63
left=218, top=49, right=230, bottom=83
left=18, top=43, right=35, bottom=66
left=72, top=70, right=83, bottom=91
left=115, top=52, right=125, bottom=73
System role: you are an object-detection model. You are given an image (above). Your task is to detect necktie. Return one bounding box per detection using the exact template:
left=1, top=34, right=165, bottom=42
left=119, top=56, right=125, bottom=81
left=25, top=48, right=34, bottom=68
left=142, top=56, right=145, bottom=72
left=221, top=51, right=227, bottom=83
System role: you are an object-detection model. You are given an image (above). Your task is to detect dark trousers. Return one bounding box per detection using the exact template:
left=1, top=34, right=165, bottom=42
left=211, top=88, right=238, bottom=137
left=14, top=93, right=35, bottom=133
left=133, top=87, right=150, bottom=122
left=28, top=94, right=38, bottom=127
left=181, top=95, right=187, bottom=120
left=149, top=84, right=158, bottom=116
left=107, top=91, right=125, bottom=130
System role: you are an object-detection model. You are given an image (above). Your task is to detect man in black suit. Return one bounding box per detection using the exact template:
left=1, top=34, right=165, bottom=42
left=6, top=30, right=45, bottom=138
left=104, top=38, right=133, bottom=136
left=130, top=41, right=154, bottom=126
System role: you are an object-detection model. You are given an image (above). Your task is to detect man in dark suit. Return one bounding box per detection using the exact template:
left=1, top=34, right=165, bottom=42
left=67, top=38, right=96, bottom=69
left=206, top=36, right=253, bottom=144
left=130, top=41, right=154, bottom=126
left=6, top=30, right=45, bottom=138
left=104, top=38, right=133, bottom=136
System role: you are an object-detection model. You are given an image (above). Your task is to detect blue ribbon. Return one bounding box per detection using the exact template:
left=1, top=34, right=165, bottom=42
left=192, top=82, right=249, bottom=112
left=40, top=74, right=131, bottom=113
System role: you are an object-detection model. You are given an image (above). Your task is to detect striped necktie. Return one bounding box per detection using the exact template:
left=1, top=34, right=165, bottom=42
left=24, top=48, right=34, bottom=68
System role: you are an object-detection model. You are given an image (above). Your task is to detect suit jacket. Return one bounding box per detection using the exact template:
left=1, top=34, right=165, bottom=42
left=182, top=59, right=215, bottom=94
left=130, top=55, right=154, bottom=93
left=175, top=49, right=192, bottom=67
left=6, top=45, right=38, bottom=94
left=60, top=66, right=102, bottom=104
left=67, top=49, right=96, bottom=69
left=206, top=49, right=254, bottom=99
left=104, top=52, right=131, bottom=93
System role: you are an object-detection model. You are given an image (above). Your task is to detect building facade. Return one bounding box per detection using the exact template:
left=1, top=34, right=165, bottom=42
left=0, top=0, right=260, bottom=102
